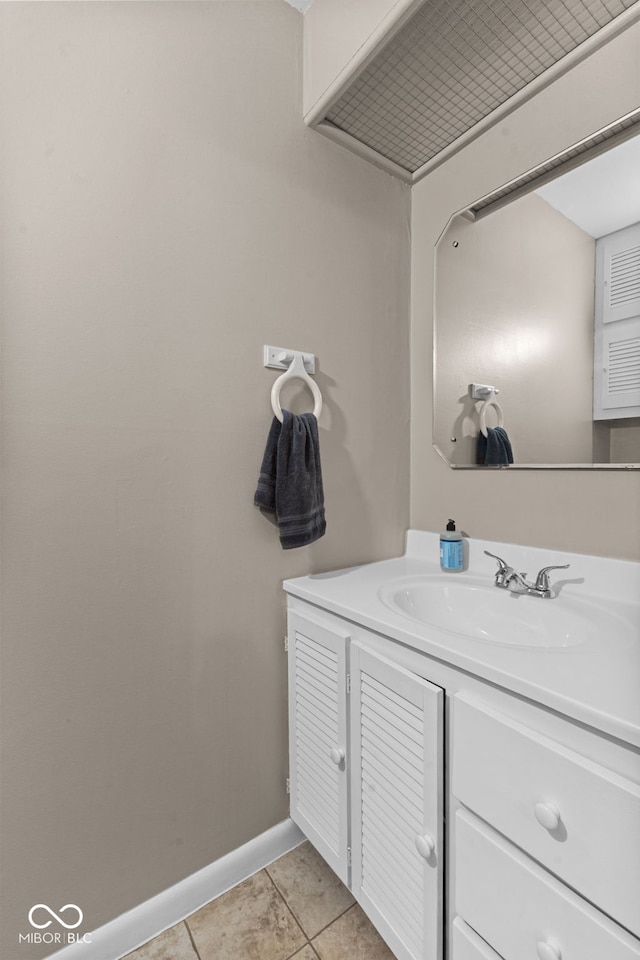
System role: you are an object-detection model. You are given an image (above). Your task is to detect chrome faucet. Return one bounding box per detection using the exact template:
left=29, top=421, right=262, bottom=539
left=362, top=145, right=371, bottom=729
left=484, top=551, right=569, bottom=599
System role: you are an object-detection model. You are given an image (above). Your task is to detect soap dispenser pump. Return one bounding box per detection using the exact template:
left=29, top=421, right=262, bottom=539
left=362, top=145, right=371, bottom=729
left=440, top=519, right=463, bottom=571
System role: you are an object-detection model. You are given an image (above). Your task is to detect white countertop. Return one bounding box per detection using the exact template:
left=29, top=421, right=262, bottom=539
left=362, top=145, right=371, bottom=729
left=284, top=531, right=640, bottom=749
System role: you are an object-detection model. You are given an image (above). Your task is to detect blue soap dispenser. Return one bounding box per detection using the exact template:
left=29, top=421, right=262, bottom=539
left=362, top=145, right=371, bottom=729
left=440, top=519, right=463, bottom=571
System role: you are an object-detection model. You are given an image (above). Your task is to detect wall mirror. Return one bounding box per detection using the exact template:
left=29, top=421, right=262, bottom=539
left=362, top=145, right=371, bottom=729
left=433, top=125, right=640, bottom=469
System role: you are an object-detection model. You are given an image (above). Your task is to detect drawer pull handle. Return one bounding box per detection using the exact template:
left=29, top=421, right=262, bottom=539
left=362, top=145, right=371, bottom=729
left=536, top=940, right=562, bottom=960
left=329, top=747, right=345, bottom=765
left=415, top=833, right=435, bottom=860
left=534, top=802, right=561, bottom=831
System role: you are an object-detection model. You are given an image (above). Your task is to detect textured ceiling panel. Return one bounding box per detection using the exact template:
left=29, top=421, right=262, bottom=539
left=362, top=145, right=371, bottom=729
left=325, top=0, right=637, bottom=172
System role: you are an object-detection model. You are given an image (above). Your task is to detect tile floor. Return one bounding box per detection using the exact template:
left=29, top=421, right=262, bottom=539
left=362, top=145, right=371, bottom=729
left=125, top=841, right=396, bottom=960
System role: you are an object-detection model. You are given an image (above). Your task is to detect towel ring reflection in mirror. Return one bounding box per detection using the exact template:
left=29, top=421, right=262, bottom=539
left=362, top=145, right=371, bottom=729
left=270, top=351, right=323, bottom=424
left=479, top=399, right=505, bottom=437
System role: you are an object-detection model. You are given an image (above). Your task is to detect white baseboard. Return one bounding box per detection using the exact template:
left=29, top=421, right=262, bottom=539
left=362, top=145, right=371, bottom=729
left=48, top=819, right=305, bottom=960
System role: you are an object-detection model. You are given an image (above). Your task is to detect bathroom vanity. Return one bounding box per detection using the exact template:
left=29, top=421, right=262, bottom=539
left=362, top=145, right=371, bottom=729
left=283, top=531, right=640, bottom=960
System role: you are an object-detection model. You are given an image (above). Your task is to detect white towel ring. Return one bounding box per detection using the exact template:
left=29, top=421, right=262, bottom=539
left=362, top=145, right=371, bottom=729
left=271, top=351, right=323, bottom=424
left=479, top=399, right=504, bottom=437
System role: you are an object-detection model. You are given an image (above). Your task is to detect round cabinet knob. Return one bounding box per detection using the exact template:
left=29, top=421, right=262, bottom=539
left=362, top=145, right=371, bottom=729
left=534, top=802, right=561, bottom=831
left=536, top=940, right=562, bottom=960
left=329, top=747, right=345, bottom=765
left=415, top=833, right=435, bottom=860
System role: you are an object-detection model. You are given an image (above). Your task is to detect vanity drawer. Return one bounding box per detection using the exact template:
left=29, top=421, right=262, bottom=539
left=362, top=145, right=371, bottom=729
left=452, top=693, right=640, bottom=936
left=455, top=809, right=640, bottom=960
left=452, top=917, right=503, bottom=960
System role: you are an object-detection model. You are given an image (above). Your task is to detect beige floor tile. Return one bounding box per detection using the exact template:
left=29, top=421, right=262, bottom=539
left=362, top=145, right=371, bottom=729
left=312, top=904, right=397, bottom=960
left=267, top=842, right=355, bottom=938
left=123, top=922, right=197, bottom=960
left=186, top=868, right=307, bottom=960
left=290, top=947, right=319, bottom=960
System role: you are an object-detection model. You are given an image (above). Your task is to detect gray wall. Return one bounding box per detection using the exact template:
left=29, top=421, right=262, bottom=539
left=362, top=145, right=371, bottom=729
left=411, top=19, right=640, bottom=559
left=0, top=3, right=411, bottom=955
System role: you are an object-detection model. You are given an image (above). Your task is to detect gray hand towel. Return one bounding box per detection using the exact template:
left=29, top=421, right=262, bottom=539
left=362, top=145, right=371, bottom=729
left=254, top=410, right=326, bottom=549
left=477, top=426, right=514, bottom=466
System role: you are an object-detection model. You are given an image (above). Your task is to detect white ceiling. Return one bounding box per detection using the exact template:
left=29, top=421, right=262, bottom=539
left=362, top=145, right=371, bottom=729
left=534, top=134, right=640, bottom=239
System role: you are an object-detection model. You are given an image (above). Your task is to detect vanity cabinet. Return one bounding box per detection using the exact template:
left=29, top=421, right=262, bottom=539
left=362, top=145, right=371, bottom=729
left=286, top=596, right=640, bottom=960
left=455, top=809, right=640, bottom=960
left=287, top=604, right=444, bottom=960
left=350, top=642, right=443, bottom=960
left=452, top=693, right=640, bottom=940
left=287, top=607, right=350, bottom=883
left=451, top=691, right=640, bottom=960
left=451, top=918, right=503, bottom=960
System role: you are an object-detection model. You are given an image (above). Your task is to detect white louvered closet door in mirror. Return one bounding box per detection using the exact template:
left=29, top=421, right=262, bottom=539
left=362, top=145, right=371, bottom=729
left=594, top=222, right=640, bottom=419
left=287, top=611, right=350, bottom=884
left=350, top=643, right=444, bottom=960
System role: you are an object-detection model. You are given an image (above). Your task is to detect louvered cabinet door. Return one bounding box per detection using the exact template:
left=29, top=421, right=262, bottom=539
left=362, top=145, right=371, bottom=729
left=287, top=610, right=350, bottom=883
left=597, top=223, right=640, bottom=326
left=594, top=222, right=640, bottom=419
left=350, top=643, right=444, bottom=960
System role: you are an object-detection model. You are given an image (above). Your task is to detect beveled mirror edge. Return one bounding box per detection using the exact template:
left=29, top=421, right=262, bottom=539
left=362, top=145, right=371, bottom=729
left=433, top=451, right=640, bottom=470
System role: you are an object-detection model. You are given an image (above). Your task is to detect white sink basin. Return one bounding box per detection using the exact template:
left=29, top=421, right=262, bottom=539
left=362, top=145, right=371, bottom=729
left=378, top=575, right=634, bottom=649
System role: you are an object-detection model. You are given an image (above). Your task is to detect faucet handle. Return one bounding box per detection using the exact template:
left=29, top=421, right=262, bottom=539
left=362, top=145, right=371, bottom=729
left=484, top=550, right=509, bottom=573
left=484, top=550, right=515, bottom=587
left=534, top=564, right=570, bottom=592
